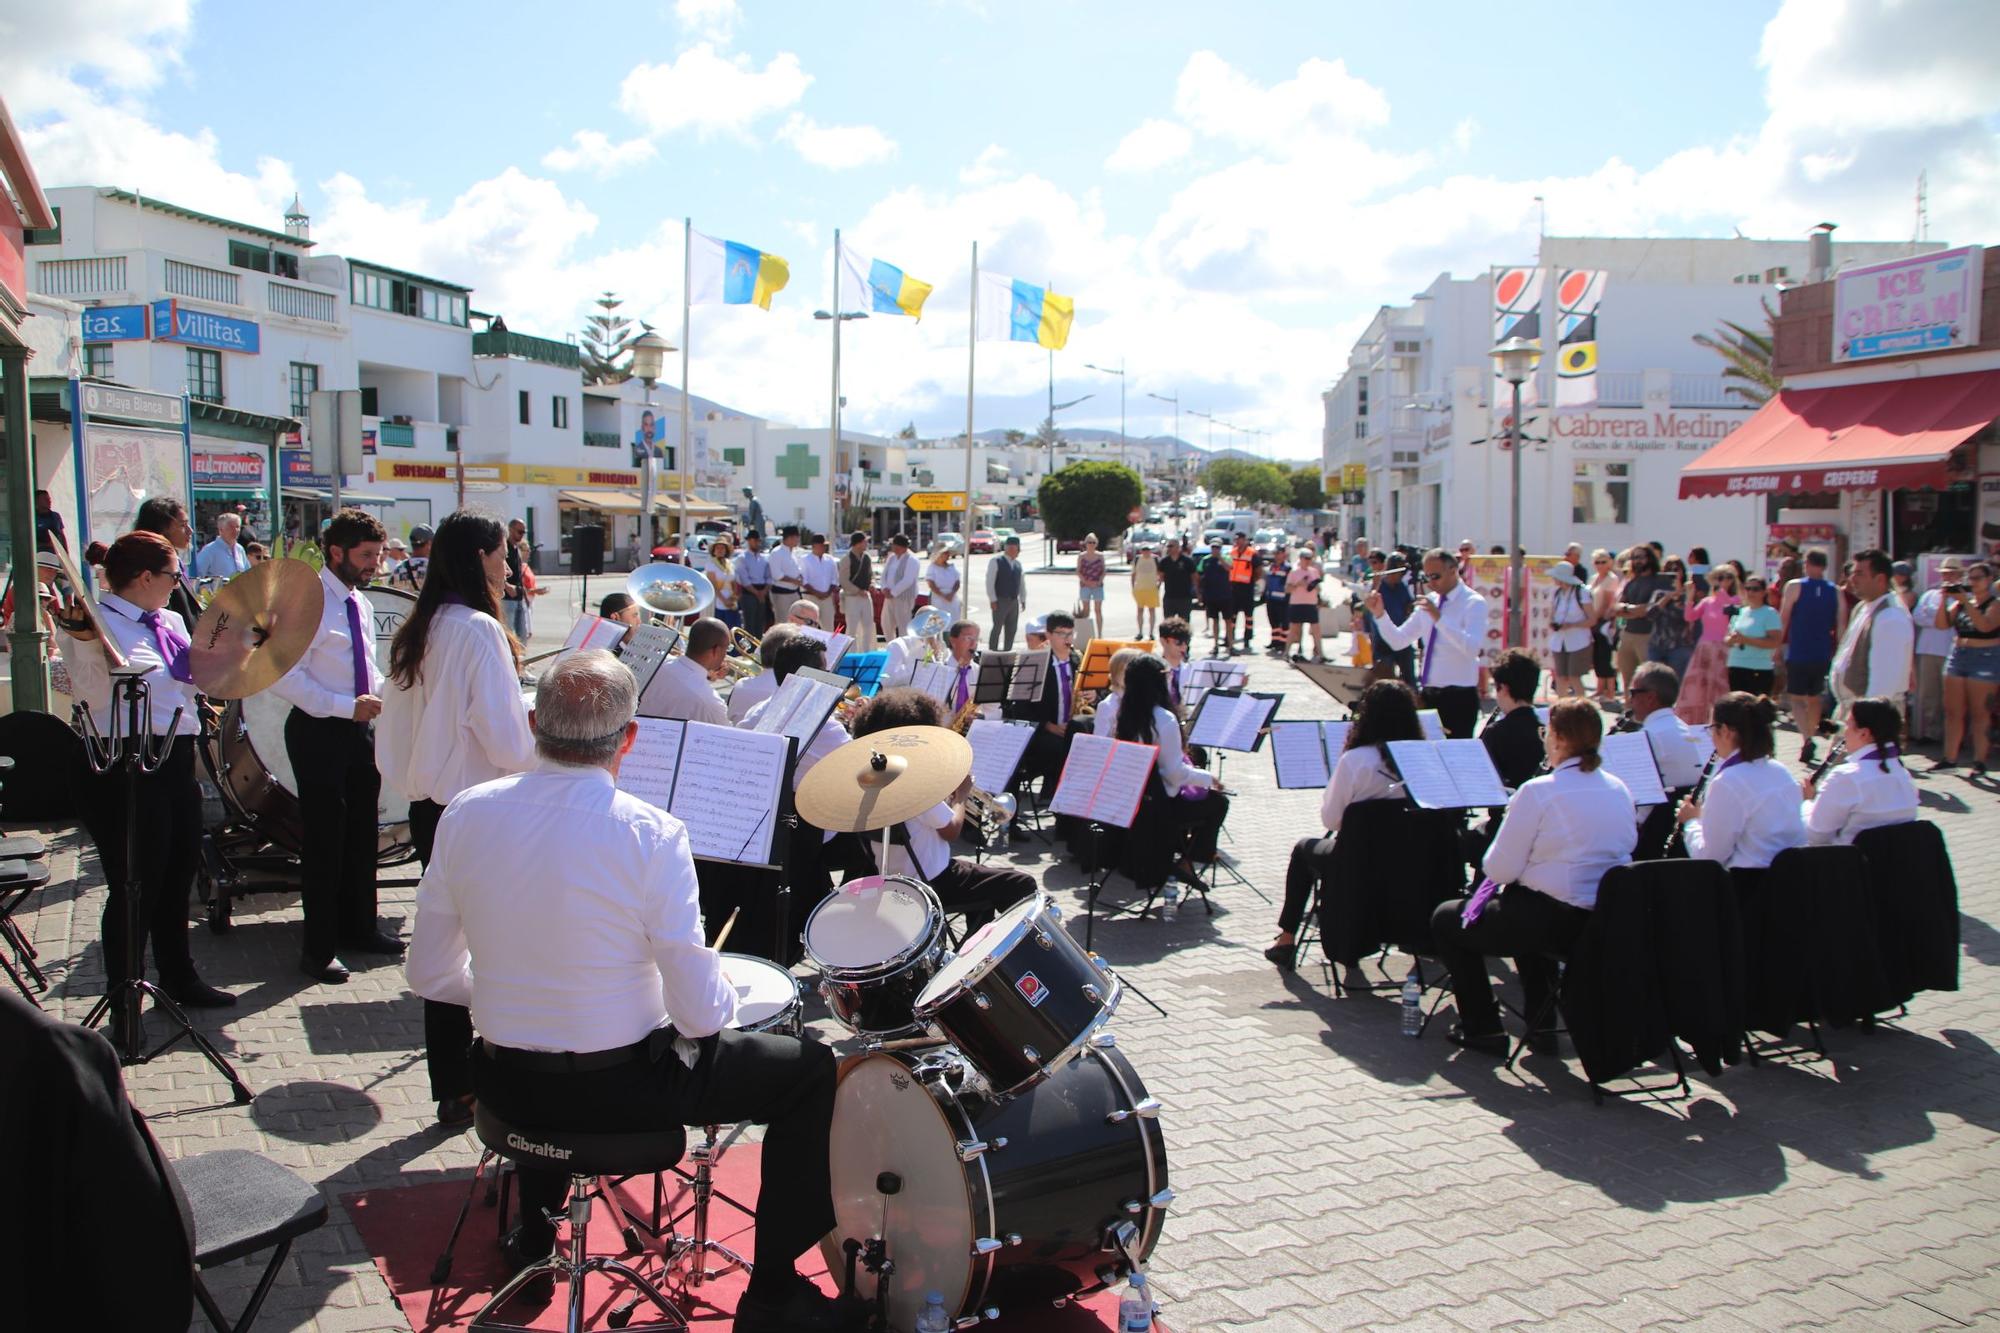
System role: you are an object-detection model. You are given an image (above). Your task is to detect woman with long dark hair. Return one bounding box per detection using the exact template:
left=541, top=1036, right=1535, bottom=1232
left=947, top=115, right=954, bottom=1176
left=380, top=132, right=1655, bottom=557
left=378, top=509, right=536, bottom=1125
left=1115, top=654, right=1229, bottom=920
left=1267, top=679, right=1422, bottom=978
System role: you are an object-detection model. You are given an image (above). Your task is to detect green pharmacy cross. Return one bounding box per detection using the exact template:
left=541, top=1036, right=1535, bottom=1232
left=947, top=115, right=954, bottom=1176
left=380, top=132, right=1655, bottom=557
left=776, top=442, right=822, bottom=490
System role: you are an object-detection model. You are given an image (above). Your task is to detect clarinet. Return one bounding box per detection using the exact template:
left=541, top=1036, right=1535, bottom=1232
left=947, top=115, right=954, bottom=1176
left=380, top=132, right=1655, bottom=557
left=1807, top=740, right=1849, bottom=786
left=1608, top=709, right=1644, bottom=735
left=1660, top=753, right=1721, bottom=858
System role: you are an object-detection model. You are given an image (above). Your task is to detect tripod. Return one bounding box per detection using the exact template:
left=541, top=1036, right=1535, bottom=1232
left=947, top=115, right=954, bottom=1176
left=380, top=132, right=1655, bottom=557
left=77, top=669, right=252, bottom=1104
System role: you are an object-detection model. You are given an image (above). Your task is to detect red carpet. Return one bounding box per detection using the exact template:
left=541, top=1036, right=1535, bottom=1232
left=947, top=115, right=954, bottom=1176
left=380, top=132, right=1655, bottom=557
left=343, top=1144, right=1166, bottom=1331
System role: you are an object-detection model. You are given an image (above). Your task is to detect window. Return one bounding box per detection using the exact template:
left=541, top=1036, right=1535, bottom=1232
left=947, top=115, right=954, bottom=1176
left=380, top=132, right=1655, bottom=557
left=1572, top=461, right=1630, bottom=526
left=82, top=343, right=114, bottom=379
left=552, top=395, right=569, bottom=429
left=273, top=251, right=300, bottom=279
left=186, top=348, right=223, bottom=403
left=289, top=362, right=319, bottom=417
left=518, top=390, right=531, bottom=425
left=359, top=385, right=379, bottom=417
left=228, top=240, right=272, bottom=273
left=349, top=265, right=469, bottom=325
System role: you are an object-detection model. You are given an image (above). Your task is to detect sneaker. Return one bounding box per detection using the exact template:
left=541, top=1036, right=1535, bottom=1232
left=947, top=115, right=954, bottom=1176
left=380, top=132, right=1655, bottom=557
left=1446, top=1025, right=1510, bottom=1059
left=1800, top=740, right=1818, bottom=764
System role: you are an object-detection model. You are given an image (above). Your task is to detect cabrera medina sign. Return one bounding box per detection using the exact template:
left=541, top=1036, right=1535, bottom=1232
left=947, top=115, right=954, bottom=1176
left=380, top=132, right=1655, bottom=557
left=150, top=300, right=261, bottom=354
left=1834, top=245, right=1983, bottom=363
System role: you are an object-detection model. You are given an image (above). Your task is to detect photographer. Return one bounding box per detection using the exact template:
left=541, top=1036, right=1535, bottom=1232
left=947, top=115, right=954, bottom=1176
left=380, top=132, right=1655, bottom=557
left=1935, top=561, right=2000, bottom=773
left=1286, top=546, right=1326, bottom=663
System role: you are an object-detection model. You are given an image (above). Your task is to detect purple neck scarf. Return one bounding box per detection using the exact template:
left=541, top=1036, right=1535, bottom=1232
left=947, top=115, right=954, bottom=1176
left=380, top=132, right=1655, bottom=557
left=137, top=609, right=195, bottom=684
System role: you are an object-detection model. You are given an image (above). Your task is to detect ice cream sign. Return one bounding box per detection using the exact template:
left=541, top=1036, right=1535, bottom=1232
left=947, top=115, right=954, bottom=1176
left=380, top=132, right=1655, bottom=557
left=1833, top=245, right=1983, bottom=363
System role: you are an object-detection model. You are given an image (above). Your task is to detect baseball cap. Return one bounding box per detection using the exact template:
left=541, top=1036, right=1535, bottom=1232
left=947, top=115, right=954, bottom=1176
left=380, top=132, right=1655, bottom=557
left=1024, top=615, right=1048, bottom=636
left=409, top=524, right=435, bottom=544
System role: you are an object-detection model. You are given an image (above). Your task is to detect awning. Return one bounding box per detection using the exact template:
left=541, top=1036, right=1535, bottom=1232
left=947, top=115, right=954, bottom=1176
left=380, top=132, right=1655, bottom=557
left=283, top=488, right=397, bottom=506
left=557, top=488, right=732, bottom=518
left=1680, top=368, right=2000, bottom=498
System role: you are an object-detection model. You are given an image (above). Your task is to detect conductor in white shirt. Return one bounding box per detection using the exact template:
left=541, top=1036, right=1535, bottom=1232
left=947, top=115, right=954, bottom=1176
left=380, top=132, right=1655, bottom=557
left=269, top=508, right=399, bottom=983
left=879, top=532, right=920, bottom=640
left=1431, top=700, right=1637, bottom=1057
left=637, top=617, right=731, bottom=725
left=376, top=510, right=537, bottom=1126
left=406, top=653, right=845, bottom=1332
left=193, top=511, right=250, bottom=583
left=1366, top=547, right=1488, bottom=739
left=1832, top=548, right=1915, bottom=712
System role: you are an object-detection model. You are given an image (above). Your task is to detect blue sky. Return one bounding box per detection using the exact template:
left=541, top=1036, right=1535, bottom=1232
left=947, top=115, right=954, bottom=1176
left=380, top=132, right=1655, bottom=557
left=11, top=0, right=2000, bottom=457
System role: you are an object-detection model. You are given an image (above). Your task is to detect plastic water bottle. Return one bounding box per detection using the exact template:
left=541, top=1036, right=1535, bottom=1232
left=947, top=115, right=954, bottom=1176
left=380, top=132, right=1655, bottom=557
left=1159, top=885, right=1180, bottom=922
left=916, top=1291, right=951, bottom=1332
left=1401, top=971, right=1423, bottom=1037
left=1119, top=1273, right=1154, bottom=1331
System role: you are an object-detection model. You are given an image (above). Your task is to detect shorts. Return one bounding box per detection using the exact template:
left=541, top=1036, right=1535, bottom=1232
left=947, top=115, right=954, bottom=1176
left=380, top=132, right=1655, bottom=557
left=1230, top=586, right=1257, bottom=614
left=1078, top=585, right=1104, bottom=603
left=1945, top=640, right=2000, bottom=683
left=1134, top=586, right=1160, bottom=608
left=1728, top=666, right=1775, bottom=695
left=1784, top=659, right=1830, bottom=696
left=1290, top=603, right=1320, bottom=625
left=1552, top=645, right=1592, bottom=677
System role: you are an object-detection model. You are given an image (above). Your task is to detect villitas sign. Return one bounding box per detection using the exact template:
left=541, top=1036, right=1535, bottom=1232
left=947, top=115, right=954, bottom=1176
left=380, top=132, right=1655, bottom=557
left=1834, top=245, right=1983, bottom=363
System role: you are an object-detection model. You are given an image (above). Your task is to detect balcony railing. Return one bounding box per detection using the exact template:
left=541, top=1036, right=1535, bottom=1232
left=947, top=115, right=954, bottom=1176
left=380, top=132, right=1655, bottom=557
left=164, top=259, right=240, bottom=306
left=583, top=431, right=620, bottom=449
left=1670, top=373, right=1737, bottom=408
left=377, top=423, right=415, bottom=447
left=34, top=255, right=128, bottom=297
left=268, top=280, right=338, bottom=323
left=1595, top=371, right=1645, bottom=406
left=472, top=329, right=581, bottom=369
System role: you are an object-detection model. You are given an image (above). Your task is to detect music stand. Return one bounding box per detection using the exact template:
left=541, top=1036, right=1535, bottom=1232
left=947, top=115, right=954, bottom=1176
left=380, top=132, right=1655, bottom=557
left=76, top=670, right=252, bottom=1104
left=1182, top=690, right=1280, bottom=904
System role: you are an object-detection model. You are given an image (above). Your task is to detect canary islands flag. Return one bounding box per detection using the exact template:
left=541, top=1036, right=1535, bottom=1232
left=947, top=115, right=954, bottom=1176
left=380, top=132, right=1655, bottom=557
left=975, top=271, right=1073, bottom=350
left=839, top=243, right=932, bottom=320
left=687, top=229, right=790, bottom=309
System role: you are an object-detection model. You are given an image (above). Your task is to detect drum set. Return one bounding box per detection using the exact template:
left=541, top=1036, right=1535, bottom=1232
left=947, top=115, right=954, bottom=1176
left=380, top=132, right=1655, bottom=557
left=778, top=727, right=1170, bottom=1331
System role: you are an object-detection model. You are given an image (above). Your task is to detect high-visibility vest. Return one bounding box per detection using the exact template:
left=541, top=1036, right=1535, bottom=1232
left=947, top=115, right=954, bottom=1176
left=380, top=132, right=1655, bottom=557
left=1229, top=554, right=1255, bottom=585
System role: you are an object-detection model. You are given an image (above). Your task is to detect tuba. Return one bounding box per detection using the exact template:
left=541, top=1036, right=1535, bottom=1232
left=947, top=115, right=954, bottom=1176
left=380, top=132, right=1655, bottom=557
left=627, top=561, right=715, bottom=622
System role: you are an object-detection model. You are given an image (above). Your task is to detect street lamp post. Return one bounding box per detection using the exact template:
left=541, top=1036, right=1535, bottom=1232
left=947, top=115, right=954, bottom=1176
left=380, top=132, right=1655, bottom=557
left=815, top=307, right=868, bottom=538
left=1084, top=359, right=1126, bottom=475
left=1146, top=390, right=1179, bottom=500
left=1490, top=336, right=1541, bottom=649
left=629, top=330, right=671, bottom=560
left=1040, top=390, right=1094, bottom=567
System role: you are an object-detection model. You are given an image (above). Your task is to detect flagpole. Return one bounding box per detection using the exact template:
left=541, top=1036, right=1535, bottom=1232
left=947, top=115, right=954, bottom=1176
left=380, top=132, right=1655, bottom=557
left=678, top=215, right=692, bottom=545
left=964, top=240, right=976, bottom=540
left=829, top=228, right=841, bottom=540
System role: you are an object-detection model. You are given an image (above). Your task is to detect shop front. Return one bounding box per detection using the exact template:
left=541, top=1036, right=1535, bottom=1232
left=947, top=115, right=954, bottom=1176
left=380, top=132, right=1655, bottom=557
left=193, top=445, right=271, bottom=545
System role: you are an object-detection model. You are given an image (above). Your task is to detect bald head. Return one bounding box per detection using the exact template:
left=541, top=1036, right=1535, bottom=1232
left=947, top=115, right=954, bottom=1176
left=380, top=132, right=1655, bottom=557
left=685, top=616, right=730, bottom=667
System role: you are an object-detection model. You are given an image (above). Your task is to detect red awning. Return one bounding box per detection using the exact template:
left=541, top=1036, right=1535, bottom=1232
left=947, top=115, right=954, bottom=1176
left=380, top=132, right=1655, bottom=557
left=1679, top=368, right=2000, bottom=498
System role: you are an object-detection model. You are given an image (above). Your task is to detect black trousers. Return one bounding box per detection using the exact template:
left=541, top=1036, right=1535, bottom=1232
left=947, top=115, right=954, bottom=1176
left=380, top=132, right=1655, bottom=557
left=1021, top=725, right=1074, bottom=794
left=1429, top=886, right=1590, bottom=1034
left=1174, top=789, right=1229, bottom=863
left=1423, top=685, right=1481, bottom=740
left=73, top=735, right=199, bottom=988
left=1727, top=666, right=1775, bottom=695
left=929, top=857, right=1034, bottom=933
left=283, top=710, right=381, bottom=963
left=409, top=798, right=474, bottom=1103
left=740, top=590, right=770, bottom=637
left=1282, top=834, right=1338, bottom=935
left=472, top=1028, right=836, bottom=1290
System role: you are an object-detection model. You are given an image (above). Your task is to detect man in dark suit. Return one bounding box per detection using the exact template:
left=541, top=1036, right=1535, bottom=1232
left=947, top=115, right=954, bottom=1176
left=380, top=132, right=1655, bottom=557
left=1007, top=610, right=1082, bottom=795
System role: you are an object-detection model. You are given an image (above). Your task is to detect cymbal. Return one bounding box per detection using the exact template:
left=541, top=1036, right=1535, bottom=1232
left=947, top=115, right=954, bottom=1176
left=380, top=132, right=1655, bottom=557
left=796, top=725, right=973, bottom=833
left=189, top=559, right=325, bottom=699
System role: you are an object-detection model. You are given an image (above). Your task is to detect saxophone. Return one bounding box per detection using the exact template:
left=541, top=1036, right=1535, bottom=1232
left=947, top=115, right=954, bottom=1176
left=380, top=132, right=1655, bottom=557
left=950, top=695, right=980, bottom=734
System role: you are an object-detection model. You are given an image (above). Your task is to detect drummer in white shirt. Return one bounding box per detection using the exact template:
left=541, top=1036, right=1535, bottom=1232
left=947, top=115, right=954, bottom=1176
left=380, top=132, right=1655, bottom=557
left=1678, top=692, right=1808, bottom=868
left=1268, top=679, right=1420, bottom=981
left=1431, top=699, right=1637, bottom=1056
left=376, top=511, right=537, bottom=1126
left=1802, top=696, right=1918, bottom=844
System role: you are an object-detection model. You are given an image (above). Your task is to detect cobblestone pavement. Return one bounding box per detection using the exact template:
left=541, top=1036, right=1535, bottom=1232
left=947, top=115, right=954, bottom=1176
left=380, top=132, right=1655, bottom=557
left=15, top=555, right=2000, bottom=1331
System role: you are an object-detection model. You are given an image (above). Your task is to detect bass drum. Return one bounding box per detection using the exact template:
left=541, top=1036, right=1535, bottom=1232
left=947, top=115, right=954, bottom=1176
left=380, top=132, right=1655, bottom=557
left=211, top=584, right=416, bottom=864
left=821, top=1045, right=1169, bottom=1330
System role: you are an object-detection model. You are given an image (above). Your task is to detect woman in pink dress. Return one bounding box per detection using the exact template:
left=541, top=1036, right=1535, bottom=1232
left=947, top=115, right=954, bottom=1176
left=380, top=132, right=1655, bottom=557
left=1676, top=564, right=1742, bottom=725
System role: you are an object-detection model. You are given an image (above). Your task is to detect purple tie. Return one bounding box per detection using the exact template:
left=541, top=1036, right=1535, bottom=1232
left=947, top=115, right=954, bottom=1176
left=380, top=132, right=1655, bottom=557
left=1057, top=660, right=1071, bottom=725
left=1169, top=669, right=1181, bottom=709
left=138, top=610, right=195, bottom=684
left=1420, top=590, right=1446, bottom=687
left=954, top=665, right=970, bottom=711
left=344, top=594, right=372, bottom=699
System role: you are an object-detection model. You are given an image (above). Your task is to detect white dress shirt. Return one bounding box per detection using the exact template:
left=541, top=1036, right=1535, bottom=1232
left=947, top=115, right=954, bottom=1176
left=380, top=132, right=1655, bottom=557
left=1376, top=581, right=1488, bottom=688
left=56, top=593, right=201, bottom=736
left=639, top=652, right=730, bottom=725
left=740, top=692, right=850, bottom=788
left=882, top=551, right=920, bottom=599
left=1137, top=705, right=1213, bottom=794
left=767, top=543, right=804, bottom=590
left=270, top=568, right=384, bottom=719
left=1320, top=745, right=1404, bottom=832
left=193, top=537, right=249, bottom=582
left=801, top=552, right=838, bottom=596
left=883, top=632, right=927, bottom=684
left=725, top=667, right=778, bottom=723
left=1481, top=757, right=1637, bottom=908
left=1833, top=593, right=1915, bottom=699
left=376, top=605, right=536, bottom=806
left=1643, top=708, right=1711, bottom=790
left=1092, top=690, right=1121, bottom=735
left=1804, top=749, right=1918, bottom=845
left=878, top=800, right=955, bottom=881
left=1684, top=756, right=1807, bottom=869
left=406, top=762, right=737, bottom=1051
left=1915, top=590, right=1954, bottom=657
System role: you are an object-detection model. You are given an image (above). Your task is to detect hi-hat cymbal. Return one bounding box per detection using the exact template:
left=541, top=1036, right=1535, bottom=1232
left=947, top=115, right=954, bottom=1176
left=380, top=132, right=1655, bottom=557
left=189, top=559, right=325, bottom=699
left=796, top=726, right=973, bottom=833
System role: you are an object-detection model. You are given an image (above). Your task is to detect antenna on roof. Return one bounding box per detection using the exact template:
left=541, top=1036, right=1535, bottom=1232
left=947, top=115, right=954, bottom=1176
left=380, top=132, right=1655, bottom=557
left=1913, top=170, right=1928, bottom=249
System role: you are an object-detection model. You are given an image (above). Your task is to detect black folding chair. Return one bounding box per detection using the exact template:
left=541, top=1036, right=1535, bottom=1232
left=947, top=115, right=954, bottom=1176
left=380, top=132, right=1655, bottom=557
left=1736, top=845, right=1894, bottom=1062
left=1852, top=820, right=1959, bottom=1008
left=1302, top=799, right=1465, bottom=1011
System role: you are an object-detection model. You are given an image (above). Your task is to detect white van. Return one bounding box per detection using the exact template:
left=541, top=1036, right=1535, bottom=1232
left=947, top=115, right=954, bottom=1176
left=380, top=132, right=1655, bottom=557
left=1200, top=511, right=1258, bottom=545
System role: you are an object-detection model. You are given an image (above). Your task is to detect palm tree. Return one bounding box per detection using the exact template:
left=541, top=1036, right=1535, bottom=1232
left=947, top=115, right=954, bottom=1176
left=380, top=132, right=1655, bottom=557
left=1692, top=297, right=1781, bottom=405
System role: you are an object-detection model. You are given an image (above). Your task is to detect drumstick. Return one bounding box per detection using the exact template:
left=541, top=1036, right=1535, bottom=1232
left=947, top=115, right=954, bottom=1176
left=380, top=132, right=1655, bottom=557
left=871, top=1035, right=946, bottom=1050
left=712, top=907, right=741, bottom=953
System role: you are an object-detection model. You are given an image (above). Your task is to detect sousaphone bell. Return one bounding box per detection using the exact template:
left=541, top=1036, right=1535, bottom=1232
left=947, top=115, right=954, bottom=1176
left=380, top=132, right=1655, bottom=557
left=906, top=605, right=949, bottom=640
left=627, top=560, right=716, bottom=622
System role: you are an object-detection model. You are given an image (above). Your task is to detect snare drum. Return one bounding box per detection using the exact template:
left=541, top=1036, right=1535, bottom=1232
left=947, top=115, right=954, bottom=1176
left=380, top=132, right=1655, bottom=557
left=720, top=952, right=802, bottom=1037
left=802, top=875, right=946, bottom=1038
left=912, top=893, right=1119, bottom=1096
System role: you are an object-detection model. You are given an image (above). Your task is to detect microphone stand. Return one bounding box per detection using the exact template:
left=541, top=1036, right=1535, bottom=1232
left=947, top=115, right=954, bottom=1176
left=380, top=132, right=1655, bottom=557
left=77, top=668, right=253, bottom=1104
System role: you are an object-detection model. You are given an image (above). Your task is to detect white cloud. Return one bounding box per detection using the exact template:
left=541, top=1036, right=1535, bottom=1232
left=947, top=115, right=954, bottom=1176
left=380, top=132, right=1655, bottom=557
left=959, top=144, right=1011, bottom=185
left=1105, top=119, right=1191, bottom=173
left=0, top=0, right=191, bottom=117
left=776, top=113, right=897, bottom=170
left=673, top=0, right=740, bottom=43
left=540, top=129, right=658, bottom=177
left=618, top=43, right=810, bottom=138
left=1174, top=50, right=1391, bottom=150
left=1450, top=117, right=1479, bottom=154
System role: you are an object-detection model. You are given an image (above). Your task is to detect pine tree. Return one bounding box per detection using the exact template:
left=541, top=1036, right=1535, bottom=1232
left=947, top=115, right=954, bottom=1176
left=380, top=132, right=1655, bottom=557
left=580, top=291, right=640, bottom=384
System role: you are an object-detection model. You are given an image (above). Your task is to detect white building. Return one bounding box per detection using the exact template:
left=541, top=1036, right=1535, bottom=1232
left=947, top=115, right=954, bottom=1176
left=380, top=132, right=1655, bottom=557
left=1323, top=234, right=1936, bottom=562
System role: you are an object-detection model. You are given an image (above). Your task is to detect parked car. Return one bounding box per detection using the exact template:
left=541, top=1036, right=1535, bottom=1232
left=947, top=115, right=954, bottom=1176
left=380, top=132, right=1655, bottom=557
left=991, top=525, right=1019, bottom=544
left=1253, top=527, right=1290, bottom=556
left=931, top=531, right=965, bottom=553
left=1166, top=503, right=1186, bottom=519
left=1124, top=526, right=1165, bottom=560
left=1055, top=534, right=1087, bottom=554
left=968, top=528, right=997, bottom=554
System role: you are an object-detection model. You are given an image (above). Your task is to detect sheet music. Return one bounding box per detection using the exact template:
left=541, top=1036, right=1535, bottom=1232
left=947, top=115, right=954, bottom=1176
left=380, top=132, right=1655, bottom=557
left=1188, top=690, right=1279, bottom=752
left=793, top=624, right=853, bottom=669
left=749, top=673, right=843, bottom=749
left=1599, top=731, right=1667, bottom=806
left=617, top=717, right=686, bottom=809
left=560, top=613, right=630, bottom=658
left=1387, top=739, right=1509, bottom=809
left=1183, top=659, right=1247, bottom=710
left=1418, top=709, right=1446, bottom=741
left=967, top=719, right=1035, bottom=792
left=1322, top=719, right=1352, bottom=758
left=671, top=723, right=789, bottom=864
left=614, top=623, right=682, bottom=696
left=1049, top=732, right=1156, bottom=828
left=910, top=661, right=957, bottom=705
left=1269, top=721, right=1332, bottom=790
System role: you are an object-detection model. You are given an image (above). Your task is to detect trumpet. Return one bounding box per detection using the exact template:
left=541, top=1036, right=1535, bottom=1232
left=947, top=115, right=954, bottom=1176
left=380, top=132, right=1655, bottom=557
left=965, top=786, right=1018, bottom=847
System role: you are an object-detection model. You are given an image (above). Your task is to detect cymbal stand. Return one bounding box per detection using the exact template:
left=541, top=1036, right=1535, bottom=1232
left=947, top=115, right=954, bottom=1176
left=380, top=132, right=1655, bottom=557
left=77, top=670, right=252, bottom=1104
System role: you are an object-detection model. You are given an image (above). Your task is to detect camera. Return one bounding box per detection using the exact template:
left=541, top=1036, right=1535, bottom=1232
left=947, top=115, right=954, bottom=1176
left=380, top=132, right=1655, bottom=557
left=1943, top=582, right=1969, bottom=594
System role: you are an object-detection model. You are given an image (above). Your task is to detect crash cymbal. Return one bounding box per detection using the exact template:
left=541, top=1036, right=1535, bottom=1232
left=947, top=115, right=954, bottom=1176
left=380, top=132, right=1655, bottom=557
left=796, top=725, right=973, bottom=834
left=189, top=559, right=325, bottom=699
